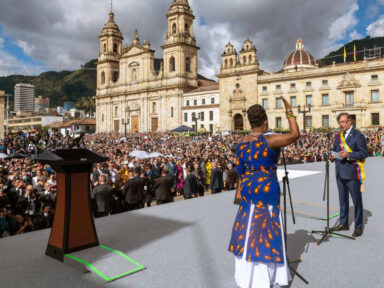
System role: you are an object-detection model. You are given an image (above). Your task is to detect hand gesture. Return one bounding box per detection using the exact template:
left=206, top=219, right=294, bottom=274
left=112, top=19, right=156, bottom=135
left=281, top=96, right=291, bottom=110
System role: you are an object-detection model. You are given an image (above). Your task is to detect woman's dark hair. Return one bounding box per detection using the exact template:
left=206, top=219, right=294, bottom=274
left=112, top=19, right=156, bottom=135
left=247, top=104, right=267, bottom=128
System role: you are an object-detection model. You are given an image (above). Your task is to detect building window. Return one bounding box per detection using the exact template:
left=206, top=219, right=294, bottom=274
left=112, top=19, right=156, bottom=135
left=322, top=94, right=329, bottom=105
left=372, top=113, right=380, bottom=125
left=186, top=100, right=190, bottom=106
left=262, top=99, right=268, bottom=109
left=101, top=71, right=105, bottom=84
left=113, top=43, right=118, bottom=53
left=200, top=124, right=204, bottom=129
left=192, top=112, right=196, bottom=120
left=262, top=86, right=267, bottom=91
left=276, top=117, right=282, bottom=128
left=172, top=23, right=176, bottom=34
left=322, top=80, right=328, bottom=86
left=249, top=55, right=252, bottom=63
left=186, top=57, right=191, bottom=72
left=171, top=107, right=174, bottom=118
left=192, top=125, right=195, bottom=130
left=224, top=59, right=228, bottom=68
left=184, top=113, right=188, bottom=122
left=306, top=81, right=312, bottom=88
left=230, top=58, right=233, bottom=67
left=209, top=124, right=213, bottom=132
left=345, top=92, right=354, bottom=107
left=306, top=116, right=312, bottom=127
left=103, top=43, right=106, bottom=53
left=202, top=98, right=206, bottom=105
left=276, top=97, right=282, bottom=109
left=243, top=56, right=246, bottom=64
left=200, top=112, right=204, bottom=121
left=276, top=84, right=281, bottom=91
left=115, top=106, right=118, bottom=117
left=209, top=111, right=213, bottom=121
left=290, top=83, right=296, bottom=89
left=184, top=24, right=189, bottom=34
left=306, top=95, right=312, bottom=106
left=371, top=74, right=378, bottom=81
left=194, top=99, right=197, bottom=106
left=152, top=102, right=156, bottom=113
left=211, top=98, right=215, bottom=104
left=169, top=56, right=175, bottom=72
left=290, top=96, right=296, bottom=107
left=132, top=68, right=137, bottom=82
left=322, top=115, right=329, bottom=127
left=113, top=71, right=119, bottom=82
left=371, top=90, right=380, bottom=103
left=102, top=114, right=104, bottom=122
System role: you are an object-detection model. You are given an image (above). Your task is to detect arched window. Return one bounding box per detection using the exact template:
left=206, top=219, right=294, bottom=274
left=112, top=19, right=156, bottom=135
left=224, top=59, right=228, bottom=68
left=113, top=43, right=118, bottom=53
left=113, top=71, right=119, bottom=82
left=132, top=68, right=137, bottom=82
left=115, top=106, right=118, bottom=117
left=243, top=56, right=246, bottom=64
left=103, top=43, right=106, bottom=53
left=230, top=58, right=233, bottom=67
left=152, top=102, right=156, bottom=113
left=185, top=24, right=189, bottom=34
left=169, top=56, right=175, bottom=72
left=172, top=23, right=177, bottom=34
left=186, top=57, right=191, bottom=72
left=171, top=107, right=174, bottom=118
left=101, top=71, right=105, bottom=84
left=249, top=55, right=252, bottom=63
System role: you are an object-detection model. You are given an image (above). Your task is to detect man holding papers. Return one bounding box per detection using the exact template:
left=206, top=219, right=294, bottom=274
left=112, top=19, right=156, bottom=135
left=330, top=113, right=368, bottom=237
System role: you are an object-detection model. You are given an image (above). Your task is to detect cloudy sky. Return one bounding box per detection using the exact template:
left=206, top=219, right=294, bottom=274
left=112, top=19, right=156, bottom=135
left=1, top=0, right=384, bottom=79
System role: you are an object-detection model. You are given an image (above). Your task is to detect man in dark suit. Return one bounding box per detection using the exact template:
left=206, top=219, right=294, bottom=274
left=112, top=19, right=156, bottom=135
left=209, top=161, right=223, bottom=194
left=183, top=168, right=197, bottom=199
left=330, top=113, right=368, bottom=237
left=122, top=171, right=141, bottom=211
left=226, top=163, right=238, bottom=190
left=153, top=167, right=174, bottom=205
left=91, top=175, right=113, bottom=217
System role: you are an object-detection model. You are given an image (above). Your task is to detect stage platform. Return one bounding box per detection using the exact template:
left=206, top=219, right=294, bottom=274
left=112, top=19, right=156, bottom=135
left=1, top=157, right=384, bottom=288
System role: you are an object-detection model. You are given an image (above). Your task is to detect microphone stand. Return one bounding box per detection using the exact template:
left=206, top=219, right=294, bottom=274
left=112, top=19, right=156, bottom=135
left=281, top=149, right=308, bottom=284
left=311, top=133, right=354, bottom=245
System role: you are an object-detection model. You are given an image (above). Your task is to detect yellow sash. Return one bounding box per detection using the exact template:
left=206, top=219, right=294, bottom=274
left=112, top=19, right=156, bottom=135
left=339, top=132, right=366, bottom=192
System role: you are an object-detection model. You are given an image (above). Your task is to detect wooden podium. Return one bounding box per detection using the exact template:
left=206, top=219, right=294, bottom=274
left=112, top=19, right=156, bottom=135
left=35, top=149, right=108, bottom=261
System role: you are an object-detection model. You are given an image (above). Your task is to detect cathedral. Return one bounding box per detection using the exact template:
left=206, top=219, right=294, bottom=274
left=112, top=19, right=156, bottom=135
left=96, top=0, right=384, bottom=133
left=96, top=0, right=200, bottom=133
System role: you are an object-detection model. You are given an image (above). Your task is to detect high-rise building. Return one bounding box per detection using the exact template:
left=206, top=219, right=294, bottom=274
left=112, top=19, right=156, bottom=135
left=14, top=83, right=35, bottom=113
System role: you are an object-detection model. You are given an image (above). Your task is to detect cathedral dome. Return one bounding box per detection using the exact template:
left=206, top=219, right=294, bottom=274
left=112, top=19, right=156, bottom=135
left=100, top=12, right=123, bottom=39
left=283, top=39, right=316, bottom=72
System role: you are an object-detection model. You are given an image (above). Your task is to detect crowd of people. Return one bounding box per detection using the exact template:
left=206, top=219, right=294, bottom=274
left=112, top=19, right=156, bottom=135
left=0, top=128, right=383, bottom=237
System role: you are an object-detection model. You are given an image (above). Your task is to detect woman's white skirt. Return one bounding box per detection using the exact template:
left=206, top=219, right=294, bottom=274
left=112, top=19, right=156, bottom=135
left=234, top=204, right=291, bottom=288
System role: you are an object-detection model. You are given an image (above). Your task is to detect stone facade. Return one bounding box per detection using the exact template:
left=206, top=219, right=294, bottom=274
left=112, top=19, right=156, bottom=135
left=219, top=39, right=384, bottom=130
left=96, top=0, right=199, bottom=133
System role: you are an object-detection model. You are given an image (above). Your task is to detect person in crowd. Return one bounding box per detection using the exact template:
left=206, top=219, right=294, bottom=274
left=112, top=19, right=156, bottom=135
left=175, top=159, right=184, bottom=197
left=153, top=166, right=174, bottom=205
left=226, top=163, right=238, bottom=191
left=229, top=97, right=300, bottom=288
left=92, top=175, right=113, bottom=218
left=183, top=167, right=197, bottom=199
left=209, top=160, right=223, bottom=194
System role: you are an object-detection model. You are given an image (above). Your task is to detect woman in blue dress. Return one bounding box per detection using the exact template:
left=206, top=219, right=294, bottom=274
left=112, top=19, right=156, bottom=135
left=229, top=97, right=300, bottom=288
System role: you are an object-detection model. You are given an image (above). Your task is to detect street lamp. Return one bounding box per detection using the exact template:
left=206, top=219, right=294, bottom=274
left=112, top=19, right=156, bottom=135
left=122, top=118, right=129, bottom=137
left=297, top=104, right=311, bottom=132
left=192, top=113, right=200, bottom=132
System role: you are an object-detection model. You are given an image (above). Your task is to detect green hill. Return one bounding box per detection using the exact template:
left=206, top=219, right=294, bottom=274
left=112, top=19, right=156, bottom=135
left=0, top=59, right=97, bottom=107
left=317, top=36, right=384, bottom=67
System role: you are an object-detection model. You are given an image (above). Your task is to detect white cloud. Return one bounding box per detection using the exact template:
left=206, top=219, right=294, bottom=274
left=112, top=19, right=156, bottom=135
left=328, top=3, right=359, bottom=43
left=367, top=15, right=384, bottom=37
left=349, top=30, right=363, bottom=40
left=0, top=0, right=359, bottom=77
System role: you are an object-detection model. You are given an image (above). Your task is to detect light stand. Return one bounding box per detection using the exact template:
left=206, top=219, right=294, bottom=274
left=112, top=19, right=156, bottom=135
left=311, top=133, right=354, bottom=245
left=281, top=149, right=309, bottom=285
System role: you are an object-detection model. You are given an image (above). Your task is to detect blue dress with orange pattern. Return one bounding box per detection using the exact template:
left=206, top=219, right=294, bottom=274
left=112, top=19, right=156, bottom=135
left=228, top=134, right=284, bottom=264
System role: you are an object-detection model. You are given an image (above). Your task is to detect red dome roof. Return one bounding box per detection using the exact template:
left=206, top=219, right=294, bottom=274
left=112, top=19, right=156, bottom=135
left=283, top=39, right=316, bottom=70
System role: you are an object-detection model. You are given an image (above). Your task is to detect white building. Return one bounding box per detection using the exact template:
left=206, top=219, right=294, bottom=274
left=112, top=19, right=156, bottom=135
left=182, top=81, right=220, bottom=133
left=14, top=83, right=35, bottom=113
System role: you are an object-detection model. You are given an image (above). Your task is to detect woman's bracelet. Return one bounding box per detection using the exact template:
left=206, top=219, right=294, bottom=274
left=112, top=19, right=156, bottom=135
left=286, top=108, right=295, bottom=119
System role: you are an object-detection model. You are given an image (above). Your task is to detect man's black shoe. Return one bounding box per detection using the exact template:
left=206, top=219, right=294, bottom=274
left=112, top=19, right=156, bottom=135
left=353, top=227, right=363, bottom=237
left=332, top=224, right=349, bottom=231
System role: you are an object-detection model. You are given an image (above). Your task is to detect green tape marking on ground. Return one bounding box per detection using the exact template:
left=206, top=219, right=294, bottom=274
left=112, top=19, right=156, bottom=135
left=65, top=245, right=145, bottom=282
left=319, top=212, right=340, bottom=221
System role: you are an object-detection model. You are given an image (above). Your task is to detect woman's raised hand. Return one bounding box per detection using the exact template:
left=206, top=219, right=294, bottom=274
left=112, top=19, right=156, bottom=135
left=281, top=96, right=291, bottom=110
